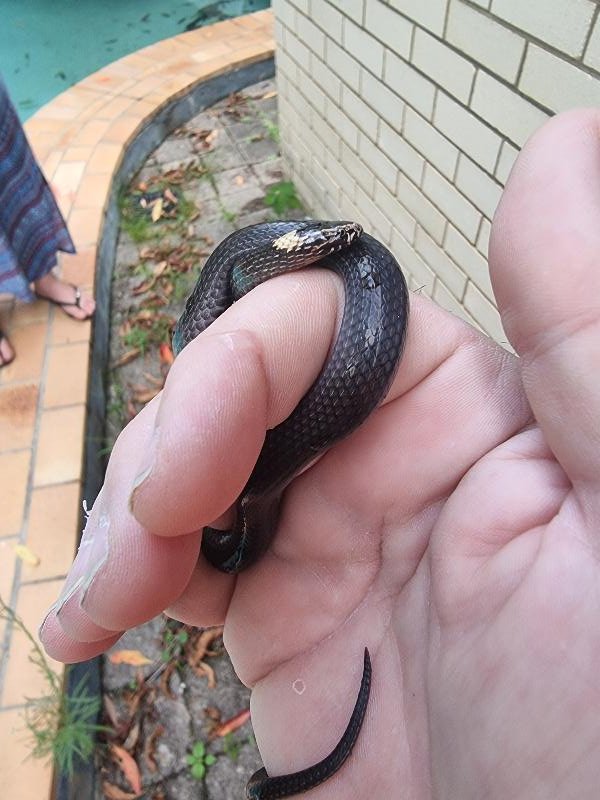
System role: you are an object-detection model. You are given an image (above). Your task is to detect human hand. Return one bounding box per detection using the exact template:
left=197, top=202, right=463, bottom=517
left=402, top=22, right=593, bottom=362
left=40, top=109, right=600, bottom=798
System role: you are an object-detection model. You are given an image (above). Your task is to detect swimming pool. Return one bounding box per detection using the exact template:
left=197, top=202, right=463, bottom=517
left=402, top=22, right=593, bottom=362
left=0, top=0, right=270, bottom=119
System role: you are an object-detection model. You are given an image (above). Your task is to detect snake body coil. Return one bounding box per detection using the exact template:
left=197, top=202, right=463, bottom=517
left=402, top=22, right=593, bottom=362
left=173, top=220, right=409, bottom=797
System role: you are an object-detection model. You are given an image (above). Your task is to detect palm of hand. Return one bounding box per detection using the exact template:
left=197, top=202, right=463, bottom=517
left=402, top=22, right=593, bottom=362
left=40, top=111, right=600, bottom=799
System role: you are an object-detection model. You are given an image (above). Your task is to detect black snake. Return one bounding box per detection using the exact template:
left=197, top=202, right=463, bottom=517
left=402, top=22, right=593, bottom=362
left=173, top=220, right=409, bottom=798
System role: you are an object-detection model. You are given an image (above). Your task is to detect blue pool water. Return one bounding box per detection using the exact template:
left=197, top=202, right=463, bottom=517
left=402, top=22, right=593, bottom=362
left=0, top=0, right=270, bottom=119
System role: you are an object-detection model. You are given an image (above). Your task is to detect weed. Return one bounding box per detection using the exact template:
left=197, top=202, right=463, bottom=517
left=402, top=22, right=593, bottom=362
left=161, top=619, right=189, bottom=665
left=220, top=203, right=237, bottom=224
left=123, top=325, right=151, bottom=354
left=222, top=732, right=241, bottom=762
left=261, top=116, right=279, bottom=143
left=264, top=180, right=302, bottom=216
left=0, top=596, right=110, bottom=776
left=186, top=740, right=216, bottom=780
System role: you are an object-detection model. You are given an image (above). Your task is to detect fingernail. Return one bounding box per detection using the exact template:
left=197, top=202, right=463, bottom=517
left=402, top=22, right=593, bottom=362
left=129, top=424, right=160, bottom=509
left=55, top=500, right=111, bottom=616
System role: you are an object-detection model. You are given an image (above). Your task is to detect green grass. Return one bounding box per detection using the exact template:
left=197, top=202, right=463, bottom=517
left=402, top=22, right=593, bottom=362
left=264, top=180, right=302, bottom=215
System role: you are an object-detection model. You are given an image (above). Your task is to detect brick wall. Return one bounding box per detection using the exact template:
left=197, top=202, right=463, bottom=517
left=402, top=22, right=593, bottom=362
left=273, top=0, right=600, bottom=340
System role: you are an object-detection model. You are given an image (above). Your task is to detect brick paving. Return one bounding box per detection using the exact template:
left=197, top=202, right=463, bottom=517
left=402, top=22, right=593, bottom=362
left=0, top=12, right=274, bottom=799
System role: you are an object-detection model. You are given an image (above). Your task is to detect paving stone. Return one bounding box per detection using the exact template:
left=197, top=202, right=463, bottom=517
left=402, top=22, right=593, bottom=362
left=213, top=165, right=260, bottom=197
left=252, top=157, right=285, bottom=189
left=103, top=616, right=165, bottom=691
left=153, top=137, right=196, bottom=165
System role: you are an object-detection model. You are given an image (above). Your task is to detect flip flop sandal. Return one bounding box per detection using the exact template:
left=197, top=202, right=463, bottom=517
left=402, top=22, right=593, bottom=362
left=0, top=332, right=15, bottom=368
left=35, top=283, right=93, bottom=320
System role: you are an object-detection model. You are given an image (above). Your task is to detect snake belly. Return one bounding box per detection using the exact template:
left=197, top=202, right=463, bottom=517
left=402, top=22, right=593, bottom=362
left=172, top=220, right=409, bottom=797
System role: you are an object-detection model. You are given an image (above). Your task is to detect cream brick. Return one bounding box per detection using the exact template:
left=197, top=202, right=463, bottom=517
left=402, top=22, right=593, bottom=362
left=463, top=281, right=505, bottom=341
left=519, top=44, right=600, bottom=112
left=415, top=226, right=467, bottom=298
left=296, top=65, right=327, bottom=116
left=387, top=0, right=448, bottom=36
left=274, top=18, right=286, bottom=48
left=491, top=0, right=595, bottom=58
left=312, top=54, right=342, bottom=104
left=472, top=70, right=549, bottom=147
left=275, top=48, right=298, bottom=85
left=296, top=13, right=326, bottom=58
left=385, top=52, right=436, bottom=119
left=344, top=18, right=384, bottom=77
left=311, top=111, right=341, bottom=160
left=412, top=28, right=476, bottom=104
left=455, top=155, right=503, bottom=220
left=392, top=229, right=436, bottom=296
left=326, top=38, right=360, bottom=92
left=422, top=165, right=481, bottom=242
left=584, top=15, right=600, bottom=72
left=355, top=184, right=392, bottom=242
left=328, top=0, right=364, bottom=22
left=359, top=133, right=399, bottom=192
left=341, top=85, right=379, bottom=140
left=397, top=174, right=446, bottom=243
left=445, top=224, right=494, bottom=299
left=446, top=0, right=525, bottom=83
left=378, top=120, right=425, bottom=185
left=326, top=103, right=359, bottom=150
left=285, top=30, right=311, bottom=71
left=434, top=92, right=502, bottom=172
left=403, top=107, right=459, bottom=179
left=477, top=218, right=492, bottom=257
left=325, top=147, right=357, bottom=200
left=471, top=0, right=490, bottom=7
left=495, top=140, right=520, bottom=185
left=375, top=180, right=418, bottom=242
left=341, top=141, right=376, bottom=196
left=312, top=3, right=343, bottom=42
left=312, top=156, right=341, bottom=207
left=273, top=0, right=297, bottom=29
left=433, top=279, right=475, bottom=324
left=361, top=69, right=404, bottom=130
left=365, top=0, right=413, bottom=58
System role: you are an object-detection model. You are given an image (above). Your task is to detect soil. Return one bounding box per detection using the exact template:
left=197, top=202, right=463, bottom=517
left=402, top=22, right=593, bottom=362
left=98, top=78, right=302, bottom=800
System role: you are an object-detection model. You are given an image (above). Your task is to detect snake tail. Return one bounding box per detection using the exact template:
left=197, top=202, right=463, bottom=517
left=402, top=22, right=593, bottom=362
left=245, top=648, right=372, bottom=799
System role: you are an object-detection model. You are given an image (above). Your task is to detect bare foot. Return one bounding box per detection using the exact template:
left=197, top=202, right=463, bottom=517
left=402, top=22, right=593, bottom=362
left=34, top=272, right=96, bottom=320
left=0, top=331, right=15, bottom=367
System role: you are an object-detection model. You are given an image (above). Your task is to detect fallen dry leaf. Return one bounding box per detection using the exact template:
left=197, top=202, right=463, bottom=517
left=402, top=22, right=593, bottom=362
left=102, top=781, right=138, bottom=800
left=234, top=174, right=246, bottom=186
left=192, top=659, right=216, bottom=688
left=159, top=343, right=174, bottom=365
left=132, top=387, right=159, bottom=404
left=143, top=372, right=164, bottom=387
left=122, top=718, right=141, bottom=752
left=151, top=197, right=163, bottom=222
left=163, top=187, right=178, bottom=205
left=13, top=544, right=40, bottom=566
left=109, top=650, right=153, bottom=667
left=143, top=724, right=164, bottom=773
left=113, top=349, right=141, bottom=368
left=261, top=89, right=277, bottom=100
left=212, top=708, right=251, bottom=739
left=103, top=694, right=122, bottom=731
left=110, top=745, right=142, bottom=794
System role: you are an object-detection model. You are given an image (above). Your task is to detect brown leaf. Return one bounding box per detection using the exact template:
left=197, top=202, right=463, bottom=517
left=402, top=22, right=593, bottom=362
left=102, top=781, right=138, bottom=800
left=132, top=387, right=159, bottom=404
left=212, top=708, right=251, bottom=738
left=143, top=372, right=164, bottom=388
left=234, top=174, right=246, bottom=187
left=151, top=197, right=163, bottom=222
left=109, top=650, right=152, bottom=667
left=261, top=90, right=277, bottom=100
left=113, top=348, right=141, bottom=368
left=143, top=724, right=164, bottom=773
left=163, top=188, right=178, bottom=205
left=191, top=627, right=224, bottom=663
left=192, top=659, right=216, bottom=688
left=110, top=744, right=142, bottom=794
left=132, top=278, right=154, bottom=296
left=159, top=343, right=174, bottom=365
left=137, top=181, right=148, bottom=192
left=153, top=260, right=168, bottom=277
left=122, top=719, right=141, bottom=752
left=103, top=694, right=122, bottom=731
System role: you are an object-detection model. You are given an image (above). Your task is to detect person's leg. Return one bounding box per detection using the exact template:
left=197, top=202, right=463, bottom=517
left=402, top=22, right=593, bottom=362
left=33, top=272, right=95, bottom=320
left=0, top=330, right=15, bottom=367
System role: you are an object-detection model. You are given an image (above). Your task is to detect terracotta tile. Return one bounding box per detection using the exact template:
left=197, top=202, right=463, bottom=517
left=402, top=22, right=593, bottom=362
left=0, top=539, right=17, bottom=600
left=0, top=709, right=54, bottom=800
left=103, top=115, right=142, bottom=148
left=122, top=72, right=170, bottom=101
left=67, top=207, right=103, bottom=248
left=74, top=170, right=112, bottom=211
left=95, top=94, right=135, bottom=120
left=52, top=160, right=86, bottom=198
left=55, top=191, right=73, bottom=220
left=43, top=342, right=89, bottom=408
left=22, top=482, right=81, bottom=581
left=70, top=117, right=111, bottom=148
left=58, top=248, right=96, bottom=288
left=0, top=322, right=47, bottom=384
left=42, top=148, right=63, bottom=180
left=0, top=451, right=30, bottom=536
left=10, top=299, right=48, bottom=327
left=87, top=141, right=123, bottom=174
left=190, top=41, right=233, bottom=62
left=126, top=99, right=156, bottom=123
left=33, top=404, right=86, bottom=487
left=0, top=383, right=39, bottom=450
left=50, top=313, right=92, bottom=346
left=62, top=145, right=93, bottom=162
left=2, top=578, right=64, bottom=707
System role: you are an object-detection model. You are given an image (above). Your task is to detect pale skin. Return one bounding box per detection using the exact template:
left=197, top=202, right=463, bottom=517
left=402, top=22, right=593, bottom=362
left=40, top=109, right=600, bottom=798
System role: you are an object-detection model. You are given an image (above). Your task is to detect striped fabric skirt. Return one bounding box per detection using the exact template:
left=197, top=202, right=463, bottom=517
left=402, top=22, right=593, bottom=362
left=0, top=77, right=75, bottom=301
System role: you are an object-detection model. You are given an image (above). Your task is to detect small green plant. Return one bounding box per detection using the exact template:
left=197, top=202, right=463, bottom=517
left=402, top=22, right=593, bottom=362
left=264, top=180, right=302, bottom=215
left=261, top=116, right=279, bottom=143
left=222, top=732, right=242, bottom=762
left=123, top=325, right=150, bottom=354
left=220, top=203, right=237, bottom=224
left=161, top=619, right=189, bottom=664
left=186, top=740, right=216, bottom=780
left=0, top=596, right=109, bottom=776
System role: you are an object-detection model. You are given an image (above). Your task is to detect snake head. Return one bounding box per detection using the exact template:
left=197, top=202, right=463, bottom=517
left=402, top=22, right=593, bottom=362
left=271, top=220, right=362, bottom=261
